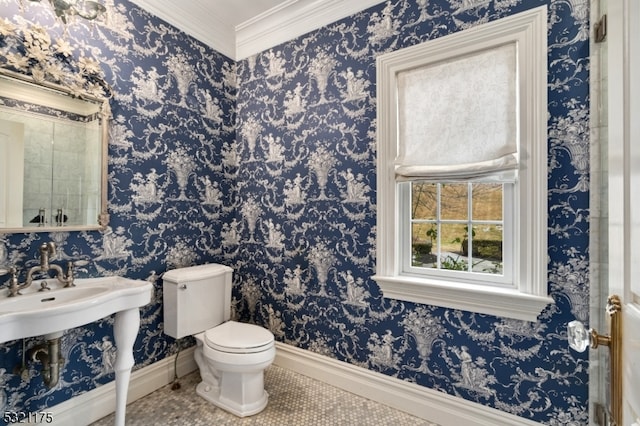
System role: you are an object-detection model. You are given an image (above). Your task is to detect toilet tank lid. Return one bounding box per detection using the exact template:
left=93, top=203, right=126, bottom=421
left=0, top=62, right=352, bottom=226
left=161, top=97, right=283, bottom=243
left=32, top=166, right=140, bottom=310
left=163, top=263, right=233, bottom=283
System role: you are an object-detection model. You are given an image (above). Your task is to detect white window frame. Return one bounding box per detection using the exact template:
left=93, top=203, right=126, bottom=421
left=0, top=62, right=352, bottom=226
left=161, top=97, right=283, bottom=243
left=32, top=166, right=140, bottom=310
left=373, top=6, right=552, bottom=322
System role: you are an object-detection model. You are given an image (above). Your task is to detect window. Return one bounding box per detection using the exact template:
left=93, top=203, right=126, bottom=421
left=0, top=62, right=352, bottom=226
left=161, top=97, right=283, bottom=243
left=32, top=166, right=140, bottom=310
left=373, top=6, right=552, bottom=321
left=403, top=182, right=511, bottom=282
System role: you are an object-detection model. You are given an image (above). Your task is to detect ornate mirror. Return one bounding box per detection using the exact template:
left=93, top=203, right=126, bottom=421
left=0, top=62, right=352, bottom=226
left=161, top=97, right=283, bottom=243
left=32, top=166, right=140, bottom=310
left=0, top=23, right=111, bottom=233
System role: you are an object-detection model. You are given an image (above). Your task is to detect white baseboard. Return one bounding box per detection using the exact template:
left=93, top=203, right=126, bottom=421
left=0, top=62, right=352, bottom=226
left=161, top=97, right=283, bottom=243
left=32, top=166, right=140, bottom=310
left=273, top=342, right=543, bottom=426
left=43, top=342, right=542, bottom=426
left=44, top=347, right=197, bottom=426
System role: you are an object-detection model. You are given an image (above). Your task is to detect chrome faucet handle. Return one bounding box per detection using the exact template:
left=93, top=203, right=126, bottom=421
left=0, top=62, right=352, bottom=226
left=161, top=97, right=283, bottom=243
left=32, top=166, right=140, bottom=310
left=64, top=261, right=76, bottom=287
left=0, top=266, right=18, bottom=277
left=64, top=260, right=89, bottom=287
left=1, top=266, right=21, bottom=297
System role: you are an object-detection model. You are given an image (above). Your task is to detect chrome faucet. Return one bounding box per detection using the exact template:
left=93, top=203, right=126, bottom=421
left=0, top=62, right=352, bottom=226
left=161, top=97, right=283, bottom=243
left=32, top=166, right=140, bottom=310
left=2, top=243, right=80, bottom=297
left=19, top=242, right=74, bottom=294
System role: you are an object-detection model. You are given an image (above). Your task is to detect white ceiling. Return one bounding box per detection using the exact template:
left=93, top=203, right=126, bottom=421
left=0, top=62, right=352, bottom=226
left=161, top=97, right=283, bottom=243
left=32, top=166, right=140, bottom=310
left=129, top=0, right=384, bottom=60
left=201, top=0, right=290, bottom=28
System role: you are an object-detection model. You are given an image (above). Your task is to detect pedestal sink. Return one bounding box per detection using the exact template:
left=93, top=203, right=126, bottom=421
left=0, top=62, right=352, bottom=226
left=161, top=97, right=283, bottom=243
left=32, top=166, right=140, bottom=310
left=0, top=276, right=152, bottom=426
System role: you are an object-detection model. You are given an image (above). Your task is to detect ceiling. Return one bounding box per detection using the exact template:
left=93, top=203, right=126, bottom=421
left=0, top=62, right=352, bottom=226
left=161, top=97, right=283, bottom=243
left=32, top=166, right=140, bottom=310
left=129, top=0, right=384, bottom=60
left=197, top=0, right=289, bottom=28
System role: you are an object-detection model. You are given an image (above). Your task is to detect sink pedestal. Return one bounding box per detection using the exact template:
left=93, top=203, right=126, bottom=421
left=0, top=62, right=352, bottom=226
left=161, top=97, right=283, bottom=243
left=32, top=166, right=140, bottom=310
left=113, top=308, right=141, bottom=426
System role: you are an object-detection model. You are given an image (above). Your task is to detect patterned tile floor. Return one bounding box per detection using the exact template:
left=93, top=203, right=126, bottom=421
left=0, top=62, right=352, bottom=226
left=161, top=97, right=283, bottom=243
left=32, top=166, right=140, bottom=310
left=91, top=365, right=439, bottom=426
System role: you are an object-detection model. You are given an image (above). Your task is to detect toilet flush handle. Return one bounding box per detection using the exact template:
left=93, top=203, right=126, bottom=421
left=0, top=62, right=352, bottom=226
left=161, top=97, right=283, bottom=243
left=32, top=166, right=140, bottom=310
left=179, top=284, right=187, bottom=290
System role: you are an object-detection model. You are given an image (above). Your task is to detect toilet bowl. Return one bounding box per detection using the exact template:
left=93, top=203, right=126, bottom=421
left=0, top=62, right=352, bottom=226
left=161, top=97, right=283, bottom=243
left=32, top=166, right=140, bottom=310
left=194, top=321, right=275, bottom=416
left=162, top=264, right=276, bottom=417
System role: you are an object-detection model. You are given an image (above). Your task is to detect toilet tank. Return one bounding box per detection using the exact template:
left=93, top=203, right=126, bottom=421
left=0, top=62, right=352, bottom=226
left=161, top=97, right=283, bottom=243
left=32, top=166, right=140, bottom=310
left=162, top=263, right=233, bottom=339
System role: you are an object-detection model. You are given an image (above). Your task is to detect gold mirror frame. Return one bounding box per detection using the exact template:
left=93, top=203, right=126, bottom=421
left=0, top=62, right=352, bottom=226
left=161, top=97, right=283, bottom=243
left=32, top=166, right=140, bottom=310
left=0, top=23, right=111, bottom=233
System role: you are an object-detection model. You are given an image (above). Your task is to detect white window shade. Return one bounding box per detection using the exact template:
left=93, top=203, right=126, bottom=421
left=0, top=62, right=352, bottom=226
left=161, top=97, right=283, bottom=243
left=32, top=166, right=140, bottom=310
left=395, top=43, right=518, bottom=182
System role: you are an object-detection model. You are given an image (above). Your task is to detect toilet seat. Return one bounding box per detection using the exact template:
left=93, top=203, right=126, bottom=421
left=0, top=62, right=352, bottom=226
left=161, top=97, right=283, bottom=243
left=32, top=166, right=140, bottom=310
left=205, top=321, right=274, bottom=354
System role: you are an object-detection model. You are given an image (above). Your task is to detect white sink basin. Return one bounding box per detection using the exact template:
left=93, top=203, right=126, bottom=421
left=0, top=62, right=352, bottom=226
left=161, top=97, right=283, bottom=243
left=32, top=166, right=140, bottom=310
left=0, top=276, right=152, bottom=344
left=0, top=286, right=109, bottom=313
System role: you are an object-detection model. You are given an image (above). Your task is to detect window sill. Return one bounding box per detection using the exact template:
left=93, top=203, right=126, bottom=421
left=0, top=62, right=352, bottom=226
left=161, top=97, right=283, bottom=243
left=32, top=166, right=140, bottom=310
left=372, top=274, right=553, bottom=322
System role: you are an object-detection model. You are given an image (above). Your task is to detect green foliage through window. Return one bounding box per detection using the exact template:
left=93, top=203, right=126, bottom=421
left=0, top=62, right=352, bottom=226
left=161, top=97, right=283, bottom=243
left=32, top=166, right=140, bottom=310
left=410, top=182, right=504, bottom=275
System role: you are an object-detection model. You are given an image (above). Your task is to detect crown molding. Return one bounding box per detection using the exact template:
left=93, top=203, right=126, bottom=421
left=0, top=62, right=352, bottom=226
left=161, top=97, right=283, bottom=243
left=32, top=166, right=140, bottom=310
left=130, top=0, right=385, bottom=60
left=236, top=0, right=385, bottom=60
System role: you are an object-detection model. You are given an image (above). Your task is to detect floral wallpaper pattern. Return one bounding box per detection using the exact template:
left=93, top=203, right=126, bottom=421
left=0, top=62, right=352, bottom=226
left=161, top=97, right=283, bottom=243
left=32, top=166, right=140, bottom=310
left=0, top=0, right=590, bottom=424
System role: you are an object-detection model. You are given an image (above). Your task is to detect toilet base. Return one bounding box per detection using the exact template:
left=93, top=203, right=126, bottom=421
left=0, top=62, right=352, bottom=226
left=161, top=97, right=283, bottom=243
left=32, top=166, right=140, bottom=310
left=193, top=329, right=275, bottom=417
left=196, top=375, right=269, bottom=417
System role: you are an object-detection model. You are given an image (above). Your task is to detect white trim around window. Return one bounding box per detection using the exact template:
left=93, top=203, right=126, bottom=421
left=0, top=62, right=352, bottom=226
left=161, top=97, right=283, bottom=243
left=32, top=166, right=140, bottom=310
left=373, top=6, right=552, bottom=322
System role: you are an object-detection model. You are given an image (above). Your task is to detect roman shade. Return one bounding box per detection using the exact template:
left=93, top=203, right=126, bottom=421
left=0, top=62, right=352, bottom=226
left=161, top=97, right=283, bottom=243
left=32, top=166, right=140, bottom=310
left=395, top=42, right=519, bottom=182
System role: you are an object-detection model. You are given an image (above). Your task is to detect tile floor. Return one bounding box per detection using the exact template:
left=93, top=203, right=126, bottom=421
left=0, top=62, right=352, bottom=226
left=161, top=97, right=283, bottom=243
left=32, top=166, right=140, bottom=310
left=91, top=365, right=439, bottom=425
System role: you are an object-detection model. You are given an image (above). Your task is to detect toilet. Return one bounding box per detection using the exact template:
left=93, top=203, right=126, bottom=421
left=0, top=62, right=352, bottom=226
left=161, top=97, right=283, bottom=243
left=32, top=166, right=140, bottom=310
left=162, top=263, right=275, bottom=417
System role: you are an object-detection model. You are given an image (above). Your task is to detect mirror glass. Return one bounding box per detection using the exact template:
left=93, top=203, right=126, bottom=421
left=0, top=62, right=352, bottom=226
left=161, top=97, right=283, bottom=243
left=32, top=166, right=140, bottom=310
left=0, top=73, right=108, bottom=232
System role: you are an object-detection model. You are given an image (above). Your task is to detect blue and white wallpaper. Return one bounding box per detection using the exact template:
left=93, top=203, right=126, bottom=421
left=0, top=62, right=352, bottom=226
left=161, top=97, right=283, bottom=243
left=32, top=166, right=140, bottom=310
left=0, top=0, right=590, bottom=424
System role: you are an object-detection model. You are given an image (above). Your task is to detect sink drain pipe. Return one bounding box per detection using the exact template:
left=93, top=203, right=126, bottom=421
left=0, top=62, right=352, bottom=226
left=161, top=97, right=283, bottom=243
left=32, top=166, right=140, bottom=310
left=28, top=336, right=64, bottom=388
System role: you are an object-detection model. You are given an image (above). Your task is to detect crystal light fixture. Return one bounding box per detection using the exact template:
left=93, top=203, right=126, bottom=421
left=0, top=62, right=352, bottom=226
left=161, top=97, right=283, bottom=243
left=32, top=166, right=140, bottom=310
left=28, top=0, right=106, bottom=23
